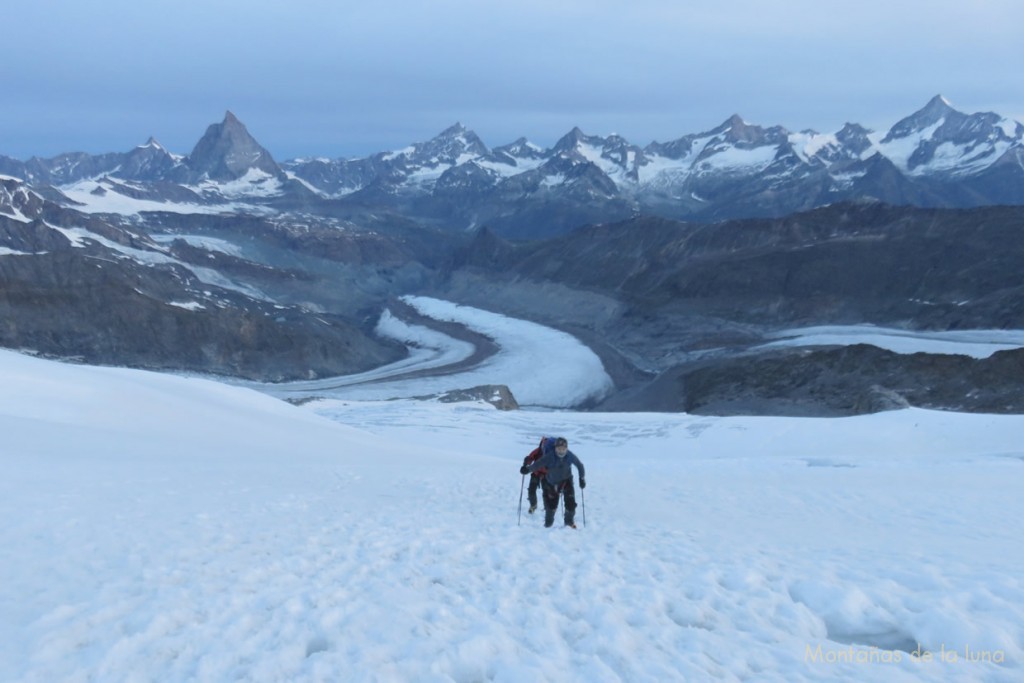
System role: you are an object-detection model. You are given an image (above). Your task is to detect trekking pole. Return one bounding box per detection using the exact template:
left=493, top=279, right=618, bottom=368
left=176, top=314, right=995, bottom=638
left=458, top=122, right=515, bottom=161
left=517, top=474, right=525, bottom=526
left=581, top=485, right=586, bottom=528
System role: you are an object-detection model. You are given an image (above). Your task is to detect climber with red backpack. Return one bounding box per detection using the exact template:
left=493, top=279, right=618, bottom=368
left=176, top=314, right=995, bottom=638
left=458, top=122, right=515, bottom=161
left=522, top=436, right=554, bottom=515
left=520, top=436, right=586, bottom=528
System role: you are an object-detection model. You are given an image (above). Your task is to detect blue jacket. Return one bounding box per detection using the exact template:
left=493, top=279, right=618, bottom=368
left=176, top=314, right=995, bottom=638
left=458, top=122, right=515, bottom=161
left=527, top=448, right=585, bottom=486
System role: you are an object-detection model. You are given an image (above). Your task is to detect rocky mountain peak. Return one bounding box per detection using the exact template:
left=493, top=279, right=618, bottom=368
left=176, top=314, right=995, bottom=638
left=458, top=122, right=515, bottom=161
left=711, top=114, right=789, bottom=148
left=439, top=122, right=468, bottom=136
left=409, top=124, right=489, bottom=164
left=0, top=176, right=47, bottom=223
left=494, top=137, right=546, bottom=159
left=883, top=95, right=959, bottom=142
left=835, top=122, right=874, bottom=156
left=714, top=115, right=761, bottom=144
left=725, top=113, right=747, bottom=128
left=879, top=96, right=1024, bottom=174
left=119, top=136, right=179, bottom=180
left=185, top=111, right=283, bottom=182
left=837, top=122, right=872, bottom=137
left=552, top=127, right=604, bottom=156
left=922, top=94, right=955, bottom=117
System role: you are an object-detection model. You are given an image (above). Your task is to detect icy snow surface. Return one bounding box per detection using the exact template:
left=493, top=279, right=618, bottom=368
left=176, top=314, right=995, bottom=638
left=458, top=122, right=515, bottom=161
left=2, top=306, right=1023, bottom=681
left=697, top=144, right=779, bottom=173
left=59, top=179, right=276, bottom=216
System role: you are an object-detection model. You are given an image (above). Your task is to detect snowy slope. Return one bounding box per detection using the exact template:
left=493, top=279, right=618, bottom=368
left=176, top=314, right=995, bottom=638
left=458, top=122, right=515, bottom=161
left=59, top=177, right=277, bottom=216
left=3, top=307, right=1024, bottom=682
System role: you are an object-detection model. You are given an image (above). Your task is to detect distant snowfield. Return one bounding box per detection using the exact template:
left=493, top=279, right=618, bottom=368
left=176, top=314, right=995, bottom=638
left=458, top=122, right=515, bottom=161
left=2, top=303, right=1024, bottom=680
left=763, top=325, right=1024, bottom=359
left=58, top=179, right=277, bottom=216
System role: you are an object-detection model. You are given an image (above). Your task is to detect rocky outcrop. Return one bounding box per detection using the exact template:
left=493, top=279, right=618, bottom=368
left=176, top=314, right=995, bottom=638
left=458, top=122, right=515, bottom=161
left=482, top=202, right=1024, bottom=331
left=674, top=345, right=1024, bottom=416
left=0, top=200, right=405, bottom=380
left=414, top=384, right=519, bottom=410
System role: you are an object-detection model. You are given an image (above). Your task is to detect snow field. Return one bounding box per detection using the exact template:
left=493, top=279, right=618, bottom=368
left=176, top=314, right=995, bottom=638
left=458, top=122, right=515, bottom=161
left=2, top=347, right=1023, bottom=681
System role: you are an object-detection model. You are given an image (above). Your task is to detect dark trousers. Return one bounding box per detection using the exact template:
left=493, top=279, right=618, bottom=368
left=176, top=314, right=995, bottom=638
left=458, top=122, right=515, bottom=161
left=541, top=478, right=577, bottom=527
left=527, top=474, right=542, bottom=507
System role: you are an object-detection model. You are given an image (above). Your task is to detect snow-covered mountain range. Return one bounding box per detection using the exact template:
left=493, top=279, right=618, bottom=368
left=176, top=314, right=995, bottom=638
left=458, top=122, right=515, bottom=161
left=1, top=96, right=1022, bottom=237
left=3, top=97, right=1024, bottom=413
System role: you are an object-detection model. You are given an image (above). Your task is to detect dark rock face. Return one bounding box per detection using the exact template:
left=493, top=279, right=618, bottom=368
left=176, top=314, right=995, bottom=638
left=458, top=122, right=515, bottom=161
left=676, top=345, right=1024, bottom=417
left=478, top=202, right=1024, bottom=332
left=0, top=177, right=49, bottom=222
left=182, top=111, right=285, bottom=182
left=117, top=139, right=179, bottom=180
left=0, top=246, right=401, bottom=381
left=0, top=186, right=405, bottom=381
left=442, top=201, right=1024, bottom=415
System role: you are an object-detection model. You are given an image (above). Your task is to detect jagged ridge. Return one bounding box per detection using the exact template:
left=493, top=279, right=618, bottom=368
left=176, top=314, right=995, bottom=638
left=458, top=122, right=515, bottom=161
left=0, top=96, right=1021, bottom=237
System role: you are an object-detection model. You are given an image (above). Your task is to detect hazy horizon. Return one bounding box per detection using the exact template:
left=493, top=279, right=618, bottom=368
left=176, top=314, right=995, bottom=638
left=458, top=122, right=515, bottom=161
left=4, top=1, right=1022, bottom=160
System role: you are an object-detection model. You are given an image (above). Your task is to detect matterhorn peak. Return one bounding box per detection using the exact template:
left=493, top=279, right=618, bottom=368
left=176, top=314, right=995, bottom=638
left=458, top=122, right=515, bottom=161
left=223, top=110, right=243, bottom=126
left=185, top=111, right=282, bottom=182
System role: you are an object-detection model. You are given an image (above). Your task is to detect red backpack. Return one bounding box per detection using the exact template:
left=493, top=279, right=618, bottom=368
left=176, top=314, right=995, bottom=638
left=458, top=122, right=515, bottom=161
left=523, top=436, right=552, bottom=473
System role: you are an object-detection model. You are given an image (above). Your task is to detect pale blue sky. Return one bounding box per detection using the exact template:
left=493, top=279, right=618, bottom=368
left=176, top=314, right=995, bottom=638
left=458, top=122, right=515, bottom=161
left=4, top=0, right=1022, bottom=160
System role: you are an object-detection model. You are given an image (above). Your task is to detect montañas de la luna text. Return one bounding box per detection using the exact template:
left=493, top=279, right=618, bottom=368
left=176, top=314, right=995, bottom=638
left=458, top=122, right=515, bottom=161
left=806, top=644, right=1006, bottom=665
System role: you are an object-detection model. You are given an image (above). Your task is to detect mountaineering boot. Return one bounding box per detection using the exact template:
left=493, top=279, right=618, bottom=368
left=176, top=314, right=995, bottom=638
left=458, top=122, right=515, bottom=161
left=528, top=505, right=537, bottom=514
left=544, top=509, right=555, bottom=528
left=565, top=521, right=577, bottom=529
